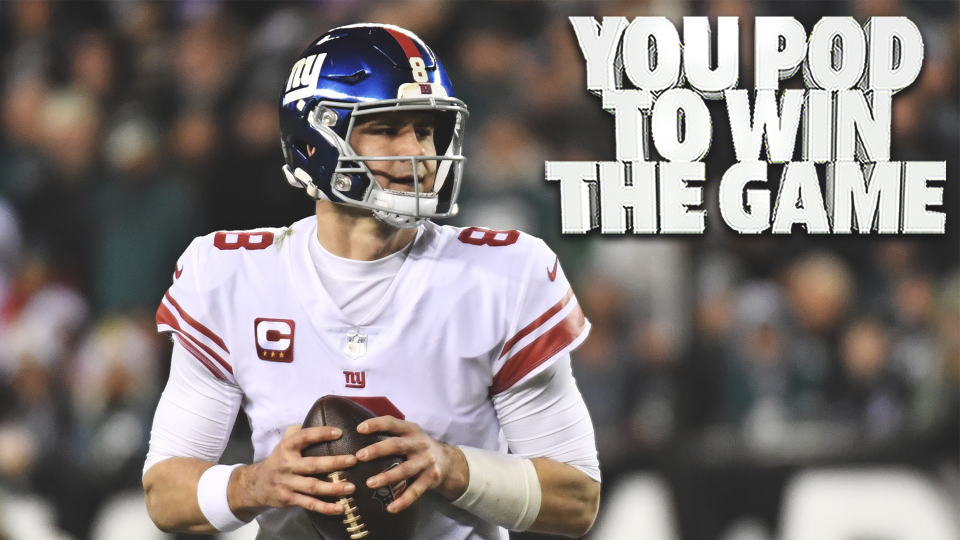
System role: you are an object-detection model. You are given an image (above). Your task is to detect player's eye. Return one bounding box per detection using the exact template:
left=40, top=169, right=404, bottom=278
left=415, top=126, right=435, bottom=140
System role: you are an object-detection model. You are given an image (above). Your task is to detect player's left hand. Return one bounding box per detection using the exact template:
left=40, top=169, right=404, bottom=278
left=355, top=416, right=468, bottom=513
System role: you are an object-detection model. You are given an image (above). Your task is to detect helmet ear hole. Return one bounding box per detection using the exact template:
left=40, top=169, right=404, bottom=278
left=292, top=140, right=311, bottom=159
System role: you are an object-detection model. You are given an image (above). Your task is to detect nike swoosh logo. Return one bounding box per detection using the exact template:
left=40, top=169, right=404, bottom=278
left=174, top=265, right=183, bottom=280
left=547, top=257, right=559, bottom=282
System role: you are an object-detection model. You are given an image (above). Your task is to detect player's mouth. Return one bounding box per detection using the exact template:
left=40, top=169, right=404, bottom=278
left=376, top=172, right=433, bottom=193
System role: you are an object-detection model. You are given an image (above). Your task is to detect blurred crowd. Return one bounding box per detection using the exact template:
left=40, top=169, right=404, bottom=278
left=0, top=1, right=955, bottom=540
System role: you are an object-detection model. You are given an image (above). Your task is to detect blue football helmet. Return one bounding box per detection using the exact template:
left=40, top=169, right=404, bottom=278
left=279, top=23, right=468, bottom=228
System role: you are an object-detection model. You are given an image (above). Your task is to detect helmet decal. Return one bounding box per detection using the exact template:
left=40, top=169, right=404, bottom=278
left=283, top=53, right=326, bottom=105
left=383, top=26, right=422, bottom=60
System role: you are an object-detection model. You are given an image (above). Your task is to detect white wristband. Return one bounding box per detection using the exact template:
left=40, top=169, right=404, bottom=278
left=197, top=464, right=248, bottom=532
left=450, top=446, right=542, bottom=531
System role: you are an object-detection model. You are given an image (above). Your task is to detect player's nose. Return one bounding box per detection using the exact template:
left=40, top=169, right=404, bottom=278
left=393, top=126, right=427, bottom=156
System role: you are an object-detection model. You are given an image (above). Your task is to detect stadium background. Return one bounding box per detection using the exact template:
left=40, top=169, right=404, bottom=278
left=0, top=1, right=956, bottom=539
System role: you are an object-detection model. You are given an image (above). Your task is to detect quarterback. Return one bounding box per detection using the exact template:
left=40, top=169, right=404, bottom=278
left=142, top=24, right=600, bottom=539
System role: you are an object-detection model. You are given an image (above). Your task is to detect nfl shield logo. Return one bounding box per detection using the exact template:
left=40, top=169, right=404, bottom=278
left=344, top=330, right=367, bottom=359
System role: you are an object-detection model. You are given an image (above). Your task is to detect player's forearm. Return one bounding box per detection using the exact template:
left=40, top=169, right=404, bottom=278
left=528, top=458, right=601, bottom=538
left=143, top=457, right=220, bottom=534
left=144, top=457, right=270, bottom=533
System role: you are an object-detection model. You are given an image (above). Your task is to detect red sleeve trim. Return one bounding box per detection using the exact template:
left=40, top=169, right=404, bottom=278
left=499, top=288, right=575, bottom=359
left=490, top=303, right=586, bottom=395
left=174, top=334, right=227, bottom=382
left=164, top=291, right=230, bottom=353
left=157, top=302, right=234, bottom=375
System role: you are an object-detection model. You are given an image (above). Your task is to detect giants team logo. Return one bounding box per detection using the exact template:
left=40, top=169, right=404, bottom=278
left=282, top=52, right=326, bottom=105
left=372, top=463, right=407, bottom=509
left=254, top=318, right=295, bottom=362
left=344, top=330, right=367, bottom=359
left=344, top=371, right=365, bottom=388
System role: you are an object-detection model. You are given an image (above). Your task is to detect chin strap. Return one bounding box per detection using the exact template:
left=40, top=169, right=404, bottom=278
left=371, top=208, right=423, bottom=228
left=369, top=186, right=437, bottom=228
left=285, top=164, right=438, bottom=228
left=282, top=165, right=327, bottom=201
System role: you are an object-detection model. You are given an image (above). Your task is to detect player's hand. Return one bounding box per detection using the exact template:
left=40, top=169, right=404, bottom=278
left=229, top=424, right=358, bottom=519
left=355, top=416, right=469, bottom=513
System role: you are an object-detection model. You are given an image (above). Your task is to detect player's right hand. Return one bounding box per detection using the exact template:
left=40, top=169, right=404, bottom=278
left=228, top=424, right=358, bottom=518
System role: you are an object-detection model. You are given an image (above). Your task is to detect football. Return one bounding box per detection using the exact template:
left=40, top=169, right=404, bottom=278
left=301, top=395, right=419, bottom=540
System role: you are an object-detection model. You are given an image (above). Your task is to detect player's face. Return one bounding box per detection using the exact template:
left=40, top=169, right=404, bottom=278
left=349, top=111, right=438, bottom=193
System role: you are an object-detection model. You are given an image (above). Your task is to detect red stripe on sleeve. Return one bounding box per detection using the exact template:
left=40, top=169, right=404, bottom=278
left=175, top=335, right=227, bottom=382
left=490, top=303, right=587, bottom=395
left=500, top=289, right=575, bottom=359
left=157, top=301, right=233, bottom=375
left=384, top=27, right=421, bottom=59
left=156, top=300, right=179, bottom=329
left=164, top=291, right=230, bottom=353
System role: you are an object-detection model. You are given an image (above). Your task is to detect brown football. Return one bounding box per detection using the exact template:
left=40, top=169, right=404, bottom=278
left=301, top=395, right=418, bottom=540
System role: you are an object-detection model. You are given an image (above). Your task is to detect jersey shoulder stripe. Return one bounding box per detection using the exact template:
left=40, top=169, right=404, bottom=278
left=172, top=334, right=228, bottom=382
left=163, top=290, right=230, bottom=353
left=491, top=291, right=587, bottom=394
left=156, top=297, right=233, bottom=376
left=435, top=223, right=592, bottom=394
left=499, top=288, right=575, bottom=359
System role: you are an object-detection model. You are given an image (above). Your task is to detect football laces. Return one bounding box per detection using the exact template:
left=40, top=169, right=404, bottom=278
left=328, top=470, right=369, bottom=539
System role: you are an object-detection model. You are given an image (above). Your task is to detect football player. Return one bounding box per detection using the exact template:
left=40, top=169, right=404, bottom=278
left=142, top=24, right=600, bottom=539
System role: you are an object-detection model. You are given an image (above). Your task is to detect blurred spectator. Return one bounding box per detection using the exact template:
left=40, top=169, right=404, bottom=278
left=682, top=252, right=739, bottom=429
left=724, top=281, right=793, bottom=438
left=0, top=270, right=87, bottom=495
left=837, top=319, right=906, bottom=440
left=571, top=277, right=636, bottom=468
left=169, top=109, right=217, bottom=174
left=31, top=315, right=159, bottom=540
left=0, top=277, right=88, bottom=376
left=67, top=315, right=159, bottom=479
left=173, top=15, right=242, bottom=113
left=629, top=319, right=681, bottom=447
left=521, top=18, right=613, bottom=161
left=453, top=28, right=529, bottom=122
left=782, top=252, right=852, bottom=416
left=19, top=88, right=101, bottom=291
left=244, top=6, right=316, bottom=60
left=5, top=0, right=54, bottom=82
left=587, top=237, right=692, bottom=356
left=70, top=31, right=117, bottom=106
left=464, top=116, right=549, bottom=196
left=0, top=78, right=48, bottom=206
left=92, top=112, right=198, bottom=313
left=203, top=90, right=315, bottom=231
left=889, top=272, right=946, bottom=431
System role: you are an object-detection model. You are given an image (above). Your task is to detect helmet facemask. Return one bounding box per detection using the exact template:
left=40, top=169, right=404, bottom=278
left=301, top=95, right=467, bottom=228
left=279, top=23, right=469, bottom=228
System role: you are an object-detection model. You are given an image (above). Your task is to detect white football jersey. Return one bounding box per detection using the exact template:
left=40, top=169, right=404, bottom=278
left=155, top=216, right=590, bottom=540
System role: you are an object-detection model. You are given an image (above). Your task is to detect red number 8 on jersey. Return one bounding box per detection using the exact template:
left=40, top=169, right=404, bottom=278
left=457, top=227, right=520, bottom=247
left=214, top=231, right=275, bottom=250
